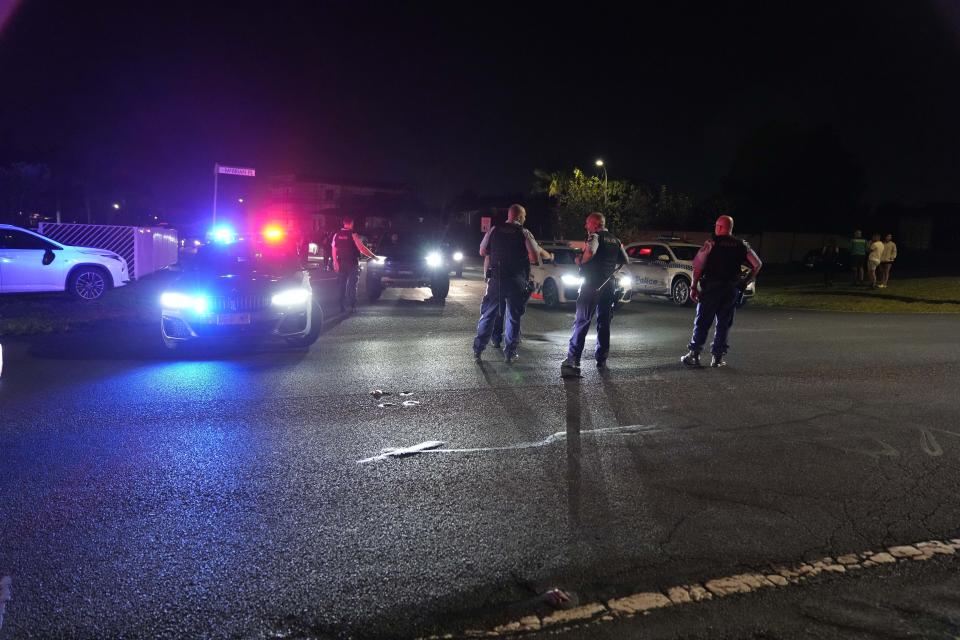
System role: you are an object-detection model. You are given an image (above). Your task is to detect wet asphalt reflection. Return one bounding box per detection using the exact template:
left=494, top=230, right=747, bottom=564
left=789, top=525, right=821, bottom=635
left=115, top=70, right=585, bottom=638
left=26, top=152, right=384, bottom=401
left=2, top=270, right=960, bottom=638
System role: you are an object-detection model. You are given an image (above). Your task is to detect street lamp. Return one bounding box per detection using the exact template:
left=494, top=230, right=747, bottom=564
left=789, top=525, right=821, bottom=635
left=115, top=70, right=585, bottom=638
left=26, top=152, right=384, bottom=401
left=112, top=202, right=121, bottom=210
left=595, top=159, right=608, bottom=209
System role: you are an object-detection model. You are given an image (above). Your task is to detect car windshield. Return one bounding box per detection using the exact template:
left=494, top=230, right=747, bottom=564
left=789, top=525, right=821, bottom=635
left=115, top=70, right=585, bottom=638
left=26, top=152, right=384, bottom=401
left=551, top=249, right=580, bottom=265
left=193, top=242, right=300, bottom=275
left=376, top=230, right=442, bottom=257
left=670, top=245, right=700, bottom=261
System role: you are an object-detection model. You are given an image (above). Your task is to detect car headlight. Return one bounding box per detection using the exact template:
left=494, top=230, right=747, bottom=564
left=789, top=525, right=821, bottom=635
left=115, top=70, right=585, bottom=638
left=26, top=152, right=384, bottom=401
left=161, top=292, right=209, bottom=314
left=373, top=256, right=386, bottom=265
left=271, top=288, right=311, bottom=306
left=618, top=274, right=633, bottom=288
left=453, top=251, right=464, bottom=262
left=425, top=252, right=443, bottom=268
left=561, top=274, right=584, bottom=286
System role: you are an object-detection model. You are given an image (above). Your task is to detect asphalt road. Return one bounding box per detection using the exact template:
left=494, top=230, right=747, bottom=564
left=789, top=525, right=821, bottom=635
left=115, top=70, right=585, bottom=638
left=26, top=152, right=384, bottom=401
left=1, top=269, right=959, bottom=639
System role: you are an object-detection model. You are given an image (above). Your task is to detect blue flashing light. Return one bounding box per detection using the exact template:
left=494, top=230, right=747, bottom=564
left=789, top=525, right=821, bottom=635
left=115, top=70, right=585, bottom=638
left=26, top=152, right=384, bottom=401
left=211, top=224, right=236, bottom=244
left=161, top=292, right=210, bottom=314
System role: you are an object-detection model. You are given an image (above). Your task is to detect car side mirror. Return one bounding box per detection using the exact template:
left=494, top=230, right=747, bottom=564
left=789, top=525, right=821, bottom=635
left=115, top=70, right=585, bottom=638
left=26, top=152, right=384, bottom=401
left=657, top=254, right=670, bottom=262
left=42, top=249, right=55, bottom=265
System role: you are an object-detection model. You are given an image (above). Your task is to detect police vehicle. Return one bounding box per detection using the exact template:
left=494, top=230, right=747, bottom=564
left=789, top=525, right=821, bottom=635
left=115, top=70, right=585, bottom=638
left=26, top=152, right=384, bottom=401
left=529, top=242, right=633, bottom=308
left=366, top=229, right=451, bottom=302
left=0, top=224, right=130, bottom=300
left=625, top=238, right=756, bottom=306
left=159, top=225, right=322, bottom=350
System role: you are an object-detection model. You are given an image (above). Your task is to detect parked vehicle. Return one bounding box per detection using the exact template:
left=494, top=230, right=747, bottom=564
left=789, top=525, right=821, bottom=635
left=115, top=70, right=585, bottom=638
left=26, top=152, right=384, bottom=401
left=803, top=246, right=851, bottom=271
left=0, top=224, right=130, bottom=300
left=529, top=242, right=633, bottom=308
left=624, top=238, right=755, bottom=306
left=159, top=228, right=322, bottom=350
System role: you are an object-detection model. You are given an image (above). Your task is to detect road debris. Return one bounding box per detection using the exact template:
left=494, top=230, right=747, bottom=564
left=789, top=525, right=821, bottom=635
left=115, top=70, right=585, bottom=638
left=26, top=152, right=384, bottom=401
left=358, top=441, right=445, bottom=464
left=402, top=400, right=421, bottom=407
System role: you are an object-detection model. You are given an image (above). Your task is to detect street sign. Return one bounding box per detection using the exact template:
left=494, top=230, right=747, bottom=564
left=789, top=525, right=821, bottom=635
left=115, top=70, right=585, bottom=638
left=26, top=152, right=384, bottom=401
left=212, top=163, right=256, bottom=224
left=216, top=165, right=256, bottom=177
left=481, top=216, right=492, bottom=233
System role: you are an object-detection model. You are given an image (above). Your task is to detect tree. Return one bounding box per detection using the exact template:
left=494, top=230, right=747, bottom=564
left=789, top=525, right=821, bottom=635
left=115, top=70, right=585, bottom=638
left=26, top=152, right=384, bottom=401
left=532, top=167, right=658, bottom=240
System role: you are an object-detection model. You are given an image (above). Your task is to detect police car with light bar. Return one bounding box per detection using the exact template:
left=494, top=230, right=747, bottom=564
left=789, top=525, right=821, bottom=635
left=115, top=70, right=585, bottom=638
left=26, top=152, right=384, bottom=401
left=159, top=224, right=322, bottom=350
left=528, top=242, right=633, bottom=308
left=624, top=238, right=755, bottom=306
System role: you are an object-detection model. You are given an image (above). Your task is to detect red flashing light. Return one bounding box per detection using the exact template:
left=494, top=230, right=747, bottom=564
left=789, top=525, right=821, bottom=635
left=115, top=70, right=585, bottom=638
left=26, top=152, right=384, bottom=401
left=639, top=247, right=652, bottom=256
left=263, top=224, right=285, bottom=243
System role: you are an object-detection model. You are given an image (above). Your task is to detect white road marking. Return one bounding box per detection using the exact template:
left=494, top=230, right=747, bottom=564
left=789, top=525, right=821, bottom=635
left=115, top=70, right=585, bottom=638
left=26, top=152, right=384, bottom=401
left=357, top=425, right=655, bottom=464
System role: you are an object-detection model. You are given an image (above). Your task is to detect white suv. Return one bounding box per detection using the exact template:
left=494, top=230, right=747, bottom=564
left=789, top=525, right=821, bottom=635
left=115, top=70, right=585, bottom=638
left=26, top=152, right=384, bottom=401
left=625, top=238, right=755, bottom=306
left=0, top=224, right=130, bottom=300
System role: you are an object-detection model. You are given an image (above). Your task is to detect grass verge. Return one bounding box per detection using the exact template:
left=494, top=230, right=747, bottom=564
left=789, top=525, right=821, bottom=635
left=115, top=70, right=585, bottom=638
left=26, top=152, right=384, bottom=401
left=751, top=275, right=960, bottom=313
left=0, top=273, right=172, bottom=336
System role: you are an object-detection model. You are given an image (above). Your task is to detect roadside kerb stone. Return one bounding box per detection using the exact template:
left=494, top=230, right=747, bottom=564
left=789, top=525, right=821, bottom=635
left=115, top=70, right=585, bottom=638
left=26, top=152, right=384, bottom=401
left=452, top=537, right=960, bottom=638
left=888, top=545, right=923, bottom=559
left=541, top=603, right=607, bottom=626
left=607, top=592, right=672, bottom=615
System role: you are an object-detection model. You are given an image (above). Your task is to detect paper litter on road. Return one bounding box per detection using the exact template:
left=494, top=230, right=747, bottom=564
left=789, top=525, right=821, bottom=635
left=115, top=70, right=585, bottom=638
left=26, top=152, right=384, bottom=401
left=358, top=440, right=446, bottom=463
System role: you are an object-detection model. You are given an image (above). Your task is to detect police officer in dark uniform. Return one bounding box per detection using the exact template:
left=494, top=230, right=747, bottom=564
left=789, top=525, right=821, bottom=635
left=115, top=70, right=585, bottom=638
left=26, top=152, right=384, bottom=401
left=561, top=212, right=629, bottom=374
left=331, top=216, right=378, bottom=313
left=681, top=214, right=762, bottom=367
left=473, top=204, right=541, bottom=363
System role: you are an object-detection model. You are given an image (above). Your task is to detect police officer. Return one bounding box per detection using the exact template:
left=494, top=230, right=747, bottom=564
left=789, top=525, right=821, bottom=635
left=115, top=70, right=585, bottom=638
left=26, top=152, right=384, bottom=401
left=331, top=216, right=378, bottom=313
left=561, top=212, right=629, bottom=374
left=489, top=242, right=552, bottom=349
left=473, top=204, right=541, bottom=363
left=681, top=214, right=762, bottom=367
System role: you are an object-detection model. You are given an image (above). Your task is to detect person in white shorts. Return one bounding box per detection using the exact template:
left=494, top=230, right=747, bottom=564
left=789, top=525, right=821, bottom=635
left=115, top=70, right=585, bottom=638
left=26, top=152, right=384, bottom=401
left=867, top=233, right=884, bottom=289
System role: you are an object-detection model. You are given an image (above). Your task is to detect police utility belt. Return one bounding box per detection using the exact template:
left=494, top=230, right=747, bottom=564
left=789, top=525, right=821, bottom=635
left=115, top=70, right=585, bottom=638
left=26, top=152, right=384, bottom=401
left=486, top=266, right=536, bottom=294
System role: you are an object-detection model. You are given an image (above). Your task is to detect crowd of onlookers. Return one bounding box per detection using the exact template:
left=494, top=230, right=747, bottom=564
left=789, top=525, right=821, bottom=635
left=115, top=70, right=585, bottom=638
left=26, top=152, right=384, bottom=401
left=820, top=230, right=897, bottom=288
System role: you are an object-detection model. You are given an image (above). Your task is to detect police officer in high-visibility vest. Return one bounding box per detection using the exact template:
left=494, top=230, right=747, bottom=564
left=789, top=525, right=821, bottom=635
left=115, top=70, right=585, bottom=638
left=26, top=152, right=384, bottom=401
left=681, top=214, right=762, bottom=367
left=473, top=204, right=541, bottom=363
left=561, top=212, right=629, bottom=375
left=331, top=216, right=378, bottom=313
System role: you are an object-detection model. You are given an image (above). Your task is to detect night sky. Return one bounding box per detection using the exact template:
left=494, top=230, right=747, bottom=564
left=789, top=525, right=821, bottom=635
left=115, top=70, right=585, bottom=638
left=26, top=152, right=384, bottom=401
left=2, top=0, right=960, bottom=217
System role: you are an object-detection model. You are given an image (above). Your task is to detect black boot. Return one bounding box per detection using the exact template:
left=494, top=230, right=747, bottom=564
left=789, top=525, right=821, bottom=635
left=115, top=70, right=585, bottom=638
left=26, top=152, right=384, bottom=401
left=681, top=350, right=701, bottom=366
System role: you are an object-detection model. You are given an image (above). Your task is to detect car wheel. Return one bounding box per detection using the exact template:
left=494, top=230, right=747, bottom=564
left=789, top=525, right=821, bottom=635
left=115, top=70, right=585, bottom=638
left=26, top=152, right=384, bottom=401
left=542, top=278, right=560, bottom=308
left=431, top=275, right=450, bottom=302
left=671, top=276, right=692, bottom=306
left=286, top=299, right=324, bottom=347
left=367, top=276, right=382, bottom=302
left=69, top=266, right=110, bottom=300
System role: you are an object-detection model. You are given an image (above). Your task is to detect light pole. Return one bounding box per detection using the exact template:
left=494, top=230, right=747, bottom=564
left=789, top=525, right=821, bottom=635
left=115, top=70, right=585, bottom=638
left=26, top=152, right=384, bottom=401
left=595, top=159, right=608, bottom=209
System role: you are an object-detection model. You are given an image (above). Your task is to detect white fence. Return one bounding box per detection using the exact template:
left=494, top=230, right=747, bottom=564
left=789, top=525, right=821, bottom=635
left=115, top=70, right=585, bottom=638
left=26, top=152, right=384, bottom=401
left=38, top=223, right=178, bottom=279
